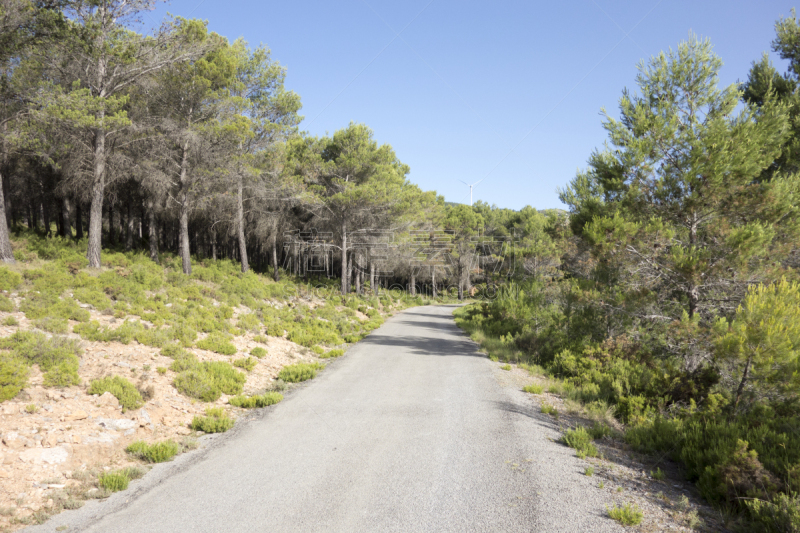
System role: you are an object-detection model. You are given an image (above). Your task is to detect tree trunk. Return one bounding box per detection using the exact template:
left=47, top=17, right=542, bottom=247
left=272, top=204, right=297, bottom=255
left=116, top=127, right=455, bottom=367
left=272, top=234, right=280, bottom=281
left=341, top=220, right=348, bottom=295
left=108, top=201, right=116, bottom=245
left=87, top=122, right=106, bottom=268
left=61, top=197, right=71, bottom=238
left=734, top=355, right=752, bottom=411
left=125, top=202, right=134, bottom=251
left=178, top=141, right=191, bottom=274
left=236, top=175, right=248, bottom=273
left=370, top=262, right=375, bottom=294
left=432, top=267, right=437, bottom=298
left=410, top=272, right=416, bottom=296
left=0, top=171, right=15, bottom=263
left=75, top=201, right=83, bottom=239
left=458, top=261, right=464, bottom=301
left=147, top=199, right=159, bottom=263
left=355, top=253, right=361, bottom=294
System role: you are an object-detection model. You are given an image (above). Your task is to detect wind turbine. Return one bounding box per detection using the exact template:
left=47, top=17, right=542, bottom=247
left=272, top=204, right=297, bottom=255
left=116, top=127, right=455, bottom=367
left=458, top=179, right=484, bottom=207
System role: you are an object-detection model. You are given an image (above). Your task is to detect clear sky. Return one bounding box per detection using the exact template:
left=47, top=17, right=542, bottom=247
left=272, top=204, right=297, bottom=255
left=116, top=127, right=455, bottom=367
left=144, top=0, right=795, bottom=210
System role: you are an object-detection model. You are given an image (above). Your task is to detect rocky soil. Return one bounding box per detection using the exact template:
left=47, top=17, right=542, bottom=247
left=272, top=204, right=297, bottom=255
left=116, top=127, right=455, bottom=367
left=0, top=303, right=315, bottom=530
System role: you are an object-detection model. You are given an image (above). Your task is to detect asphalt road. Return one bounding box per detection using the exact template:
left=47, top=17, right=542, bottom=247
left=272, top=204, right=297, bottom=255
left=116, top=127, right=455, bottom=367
left=30, top=305, right=623, bottom=533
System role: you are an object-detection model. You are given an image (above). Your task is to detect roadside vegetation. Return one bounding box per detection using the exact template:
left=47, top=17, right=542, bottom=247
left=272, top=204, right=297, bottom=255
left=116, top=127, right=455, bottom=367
left=456, top=17, right=800, bottom=532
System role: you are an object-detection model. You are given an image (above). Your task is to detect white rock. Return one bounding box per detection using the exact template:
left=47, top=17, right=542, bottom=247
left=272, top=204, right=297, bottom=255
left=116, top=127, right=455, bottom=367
left=19, top=446, right=69, bottom=465
left=95, top=418, right=136, bottom=431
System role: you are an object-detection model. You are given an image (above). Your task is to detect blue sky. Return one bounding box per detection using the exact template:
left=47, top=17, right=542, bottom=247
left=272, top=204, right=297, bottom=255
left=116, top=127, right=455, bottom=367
left=145, top=0, right=794, bottom=210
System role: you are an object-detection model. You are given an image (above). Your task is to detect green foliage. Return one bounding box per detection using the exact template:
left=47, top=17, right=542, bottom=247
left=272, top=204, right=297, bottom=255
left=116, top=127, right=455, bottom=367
left=172, top=359, right=245, bottom=401
left=125, top=440, right=180, bottom=463
left=651, top=467, right=665, bottom=481
left=500, top=364, right=511, bottom=371
left=249, top=346, right=267, bottom=358
left=319, top=348, right=344, bottom=359
left=523, top=384, right=544, bottom=394
left=2, top=316, right=18, bottom=326
left=196, top=332, right=237, bottom=355
left=72, top=288, right=111, bottom=310
left=34, top=317, right=68, bottom=334
left=746, top=492, right=800, bottom=532
left=88, top=376, right=143, bottom=411
left=43, top=360, right=80, bottom=388
left=0, top=354, right=28, bottom=401
left=277, top=362, right=323, bottom=383
left=98, top=471, right=129, bottom=492
left=0, top=268, right=21, bottom=292
left=561, top=426, right=598, bottom=458
left=232, top=357, right=257, bottom=371
left=584, top=466, right=595, bottom=476
left=236, top=313, right=260, bottom=333
left=540, top=403, right=558, bottom=418
left=606, top=503, right=643, bottom=526
left=190, top=407, right=234, bottom=433
left=228, top=392, right=283, bottom=409
left=0, top=295, right=14, bottom=313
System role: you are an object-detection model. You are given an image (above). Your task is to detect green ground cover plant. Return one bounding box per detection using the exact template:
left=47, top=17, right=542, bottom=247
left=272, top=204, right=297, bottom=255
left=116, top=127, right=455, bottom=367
left=125, top=440, right=180, bottom=463
left=228, top=392, right=283, bottom=408
left=88, top=376, right=143, bottom=411
left=190, top=407, right=234, bottom=433
left=277, top=362, right=324, bottom=383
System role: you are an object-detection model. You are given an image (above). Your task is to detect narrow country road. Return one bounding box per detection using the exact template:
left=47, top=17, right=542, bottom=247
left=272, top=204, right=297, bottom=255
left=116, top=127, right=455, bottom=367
left=29, top=306, right=623, bottom=533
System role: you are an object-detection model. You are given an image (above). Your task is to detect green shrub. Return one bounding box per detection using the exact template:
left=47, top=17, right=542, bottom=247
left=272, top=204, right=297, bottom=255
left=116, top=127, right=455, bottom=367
left=588, top=422, right=612, bottom=440
left=2, top=316, right=18, bottom=326
left=0, top=354, right=28, bottom=402
left=746, top=492, right=800, bottom=532
left=190, top=407, right=234, bottom=433
left=228, top=392, right=283, bottom=409
left=541, top=403, right=558, bottom=418
left=0, top=295, right=14, bottom=313
left=236, top=313, right=260, bottom=333
left=125, top=440, right=180, bottom=463
left=173, top=360, right=245, bottom=401
left=585, top=466, right=595, bottom=476
left=34, top=317, right=68, bottom=334
left=500, top=364, right=512, bottom=371
left=98, top=471, right=129, bottom=492
left=233, top=357, right=257, bottom=372
left=310, top=345, right=325, bottom=355
left=250, top=346, right=267, bottom=358
left=72, top=288, right=111, bottom=310
left=278, top=362, right=323, bottom=383
left=43, top=360, right=80, bottom=388
left=562, top=426, right=598, bottom=458
left=161, top=344, right=191, bottom=359
left=253, top=335, right=269, bottom=344
left=0, top=267, right=21, bottom=291
left=319, top=349, right=344, bottom=359
left=196, top=332, right=236, bottom=355
left=88, top=376, right=143, bottom=411
left=523, top=384, right=544, bottom=394
left=606, top=503, right=643, bottom=526
left=173, top=368, right=219, bottom=402
left=169, top=352, right=200, bottom=373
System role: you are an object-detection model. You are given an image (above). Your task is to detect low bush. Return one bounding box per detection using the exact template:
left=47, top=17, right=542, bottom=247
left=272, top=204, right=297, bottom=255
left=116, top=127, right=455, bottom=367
left=233, top=357, right=257, bottom=372
left=319, top=348, right=344, bottom=359
left=746, top=492, right=800, bottom=532
left=228, top=392, right=283, bottom=409
left=561, top=426, right=598, bottom=458
left=173, top=359, right=245, bottom=401
left=2, top=316, right=18, bottom=326
left=98, top=471, right=129, bottom=492
left=588, top=422, right=612, bottom=440
left=125, top=440, right=180, bottom=463
left=88, top=376, right=143, bottom=411
left=606, top=503, right=643, bottom=526
left=250, top=346, right=267, bottom=358
left=190, top=407, right=234, bottom=433
left=0, top=354, right=29, bottom=402
left=33, top=317, right=68, bottom=334
left=541, top=403, right=558, bottom=418
left=278, top=362, right=323, bottom=383
left=0, top=267, right=21, bottom=291
left=43, top=360, right=81, bottom=388
left=523, top=384, right=544, bottom=394
left=0, top=295, right=14, bottom=313
left=196, top=332, right=236, bottom=355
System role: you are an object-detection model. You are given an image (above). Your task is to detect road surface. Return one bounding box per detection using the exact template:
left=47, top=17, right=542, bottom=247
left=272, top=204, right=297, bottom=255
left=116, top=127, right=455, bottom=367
left=30, top=305, right=622, bottom=533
